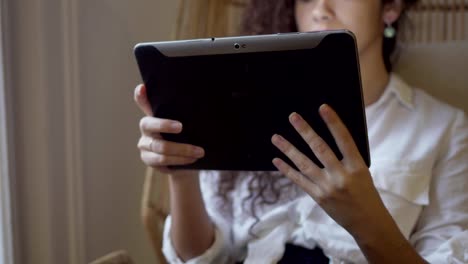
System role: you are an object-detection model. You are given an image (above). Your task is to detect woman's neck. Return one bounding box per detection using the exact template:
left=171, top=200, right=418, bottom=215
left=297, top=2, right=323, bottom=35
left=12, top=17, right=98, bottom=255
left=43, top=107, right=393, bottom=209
left=359, top=41, right=390, bottom=107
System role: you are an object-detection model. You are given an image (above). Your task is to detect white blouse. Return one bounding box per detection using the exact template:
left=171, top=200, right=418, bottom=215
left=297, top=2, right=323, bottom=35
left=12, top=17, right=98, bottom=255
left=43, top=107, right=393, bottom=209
left=162, top=74, right=468, bottom=264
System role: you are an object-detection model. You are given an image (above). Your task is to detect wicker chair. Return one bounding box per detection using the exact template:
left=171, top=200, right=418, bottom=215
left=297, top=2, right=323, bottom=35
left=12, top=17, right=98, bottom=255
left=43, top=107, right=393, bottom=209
left=89, top=251, right=134, bottom=264
left=140, top=1, right=468, bottom=264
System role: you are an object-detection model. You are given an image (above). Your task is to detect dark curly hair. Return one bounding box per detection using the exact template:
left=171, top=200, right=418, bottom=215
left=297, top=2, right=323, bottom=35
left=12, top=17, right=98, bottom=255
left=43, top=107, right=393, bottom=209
left=216, top=0, right=420, bottom=234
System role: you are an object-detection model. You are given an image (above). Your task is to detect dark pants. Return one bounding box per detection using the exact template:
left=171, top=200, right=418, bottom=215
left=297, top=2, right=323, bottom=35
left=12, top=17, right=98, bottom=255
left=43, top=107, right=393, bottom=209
left=237, top=243, right=330, bottom=264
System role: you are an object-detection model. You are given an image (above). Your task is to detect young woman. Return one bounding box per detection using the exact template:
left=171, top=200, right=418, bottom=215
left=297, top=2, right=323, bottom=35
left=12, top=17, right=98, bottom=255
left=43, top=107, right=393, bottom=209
left=135, top=0, right=468, bottom=263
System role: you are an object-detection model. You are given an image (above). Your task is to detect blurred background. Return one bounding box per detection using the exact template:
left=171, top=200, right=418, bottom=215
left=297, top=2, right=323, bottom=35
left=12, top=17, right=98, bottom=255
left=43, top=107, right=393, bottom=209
left=2, top=0, right=179, bottom=263
left=0, top=0, right=467, bottom=264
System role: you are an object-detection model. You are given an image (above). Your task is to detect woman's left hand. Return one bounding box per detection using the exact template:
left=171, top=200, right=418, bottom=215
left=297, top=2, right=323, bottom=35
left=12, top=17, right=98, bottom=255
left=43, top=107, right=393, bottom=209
left=271, top=104, right=391, bottom=236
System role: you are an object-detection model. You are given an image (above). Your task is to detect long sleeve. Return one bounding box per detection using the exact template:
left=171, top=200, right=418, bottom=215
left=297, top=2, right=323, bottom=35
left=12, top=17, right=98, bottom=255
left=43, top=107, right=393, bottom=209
left=409, top=110, right=468, bottom=263
left=162, top=171, right=235, bottom=264
left=162, top=215, right=231, bottom=264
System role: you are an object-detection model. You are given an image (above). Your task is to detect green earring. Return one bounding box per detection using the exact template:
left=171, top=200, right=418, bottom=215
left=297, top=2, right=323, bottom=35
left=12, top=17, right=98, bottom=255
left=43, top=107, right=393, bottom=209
left=384, top=24, right=396, bottom=38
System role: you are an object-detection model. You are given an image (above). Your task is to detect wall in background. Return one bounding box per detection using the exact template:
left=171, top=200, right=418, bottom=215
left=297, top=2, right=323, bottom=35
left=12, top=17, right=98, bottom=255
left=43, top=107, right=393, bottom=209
left=7, top=0, right=179, bottom=263
left=79, top=0, right=179, bottom=262
left=0, top=0, right=15, bottom=263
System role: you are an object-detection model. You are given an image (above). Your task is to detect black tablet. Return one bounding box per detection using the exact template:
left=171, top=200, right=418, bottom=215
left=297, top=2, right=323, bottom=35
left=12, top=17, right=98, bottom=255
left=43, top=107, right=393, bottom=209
left=134, top=30, right=370, bottom=171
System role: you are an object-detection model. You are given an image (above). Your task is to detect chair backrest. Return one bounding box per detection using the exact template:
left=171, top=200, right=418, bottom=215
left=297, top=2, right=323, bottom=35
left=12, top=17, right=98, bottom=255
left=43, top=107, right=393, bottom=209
left=394, top=41, right=468, bottom=113
left=89, top=250, right=134, bottom=264
left=402, top=0, right=468, bottom=43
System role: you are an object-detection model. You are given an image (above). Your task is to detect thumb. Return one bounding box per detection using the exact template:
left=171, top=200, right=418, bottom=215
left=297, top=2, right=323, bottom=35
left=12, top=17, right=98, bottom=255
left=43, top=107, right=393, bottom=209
left=134, top=84, right=153, bottom=116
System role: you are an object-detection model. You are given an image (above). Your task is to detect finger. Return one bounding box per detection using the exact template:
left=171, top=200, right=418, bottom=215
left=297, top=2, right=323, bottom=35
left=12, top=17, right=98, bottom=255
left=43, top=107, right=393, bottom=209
left=319, top=104, right=363, bottom=164
left=271, top=134, right=322, bottom=180
left=289, top=112, right=342, bottom=172
left=134, top=84, right=153, bottom=116
left=139, top=116, right=183, bottom=135
left=141, top=151, right=198, bottom=167
left=138, top=136, right=205, bottom=158
left=272, top=158, right=322, bottom=198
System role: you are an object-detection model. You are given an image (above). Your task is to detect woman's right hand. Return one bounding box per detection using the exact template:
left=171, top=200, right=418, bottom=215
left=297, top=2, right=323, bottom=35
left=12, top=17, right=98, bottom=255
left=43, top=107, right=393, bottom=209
left=135, top=85, right=214, bottom=260
left=134, top=84, right=205, bottom=173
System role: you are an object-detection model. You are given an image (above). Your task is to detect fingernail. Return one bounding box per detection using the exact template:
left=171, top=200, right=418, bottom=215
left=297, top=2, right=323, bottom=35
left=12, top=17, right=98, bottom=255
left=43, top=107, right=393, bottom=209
left=272, top=158, right=281, bottom=167
left=319, top=104, right=331, bottom=120
left=171, top=122, right=182, bottom=130
left=272, top=134, right=283, bottom=143
left=320, top=104, right=329, bottom=112
left=194, top=147, right=204, bottom=157
left=137, top=85, right=143, bottom=96
left=289, top=112, right=300, bottom=124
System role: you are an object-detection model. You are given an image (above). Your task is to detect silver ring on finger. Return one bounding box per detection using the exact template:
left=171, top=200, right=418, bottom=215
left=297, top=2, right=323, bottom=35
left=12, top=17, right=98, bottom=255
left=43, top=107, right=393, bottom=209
left=148, top=138, right=155, bottom=152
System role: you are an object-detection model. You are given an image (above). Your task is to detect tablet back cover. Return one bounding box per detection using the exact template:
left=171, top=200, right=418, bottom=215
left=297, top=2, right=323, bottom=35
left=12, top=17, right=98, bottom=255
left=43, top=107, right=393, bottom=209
left=134, top=31, right=370, bottom=171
